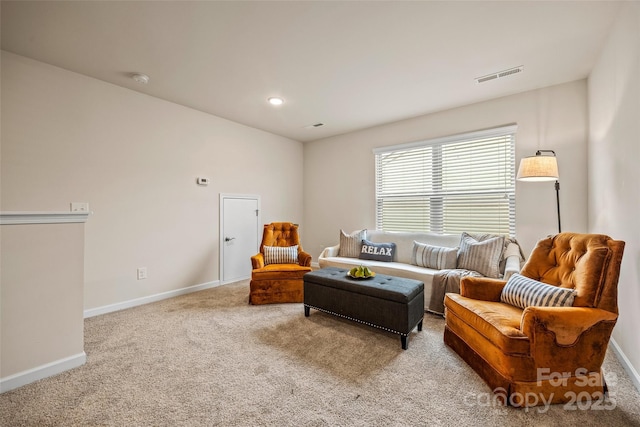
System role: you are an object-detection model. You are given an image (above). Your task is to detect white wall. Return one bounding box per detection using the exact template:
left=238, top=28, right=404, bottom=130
left=1, top=51, right=304, bottom=311
left=588, top=2, right=640, bottom=387
left=1, top=220, right=86, bottom=388
left=304, top=80, right=589, bottom=259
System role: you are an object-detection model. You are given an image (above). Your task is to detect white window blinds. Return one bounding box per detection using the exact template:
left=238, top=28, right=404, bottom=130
left=374, top=125, right=516, bottom=236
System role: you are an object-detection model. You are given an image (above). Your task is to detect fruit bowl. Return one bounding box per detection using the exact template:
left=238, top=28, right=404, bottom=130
left=347, top=266, right=375, bottom=280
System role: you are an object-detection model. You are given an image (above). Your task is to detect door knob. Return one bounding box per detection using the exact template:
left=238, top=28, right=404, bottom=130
left=225, top=237, right=236, bottom=242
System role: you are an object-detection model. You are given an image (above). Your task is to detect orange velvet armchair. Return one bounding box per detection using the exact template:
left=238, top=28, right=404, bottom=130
left=444, top=232, right=624, bottom=407
left=249, top=222, right=312, bottom=305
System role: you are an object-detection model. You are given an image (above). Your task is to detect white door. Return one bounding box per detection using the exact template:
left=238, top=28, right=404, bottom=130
left=220, top=194, right=260, bottom=284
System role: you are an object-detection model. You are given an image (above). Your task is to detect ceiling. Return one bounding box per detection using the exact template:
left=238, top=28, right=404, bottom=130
left=1, top=1, right=622, bottom=143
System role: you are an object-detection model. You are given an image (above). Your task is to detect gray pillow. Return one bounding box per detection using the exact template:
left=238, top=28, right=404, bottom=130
left=500, top=274, right=575, bottom=309
left=412, top=241, right=457, bottom=269
left=457, top=232, right=504, bottom=278
left=338, top=229, right=367, bottom=258
left=359, top=239, right=396, bottom=262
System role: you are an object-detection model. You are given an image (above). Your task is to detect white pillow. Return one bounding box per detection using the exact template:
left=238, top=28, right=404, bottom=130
left=412, top=241, right=457, bottom=269
left=264, top=245, right=298, bottom=265
left=500, top=274, right=576, bottom=309
left=338, top=229, right=367, bottom=258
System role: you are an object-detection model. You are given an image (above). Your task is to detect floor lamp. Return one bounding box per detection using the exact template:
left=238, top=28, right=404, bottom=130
left=516, top=150, right=561, bottom=233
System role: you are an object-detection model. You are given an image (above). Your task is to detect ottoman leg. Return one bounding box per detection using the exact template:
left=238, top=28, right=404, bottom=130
left=418, top=320, right=423, bottom=331
left=401, top=335, right=408, bottom=350
left=304, top=305, right=310, bottom=317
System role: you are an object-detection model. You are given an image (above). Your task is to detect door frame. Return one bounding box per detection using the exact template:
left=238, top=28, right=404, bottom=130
left=219, top=193, right=261, bottom=284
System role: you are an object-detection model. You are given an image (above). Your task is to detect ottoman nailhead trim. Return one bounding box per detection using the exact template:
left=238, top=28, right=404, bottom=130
left=304, top=304, right=409, bottom=337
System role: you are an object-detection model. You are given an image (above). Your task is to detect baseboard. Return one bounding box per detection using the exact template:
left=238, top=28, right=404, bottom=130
left=0, top=352, right=87, bottom=393
left=311, top=261, right=320, bottom=269
left=84, top=280, right=220, bottom=318
left=610, top=338, right=640, bottom=393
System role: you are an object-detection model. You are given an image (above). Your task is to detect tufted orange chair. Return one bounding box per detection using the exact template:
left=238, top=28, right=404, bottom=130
left=444, top=232, right=624, bottom=407
left=249, top=222, right=312, bottom=305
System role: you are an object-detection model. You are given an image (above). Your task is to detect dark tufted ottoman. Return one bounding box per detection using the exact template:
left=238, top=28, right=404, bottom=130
left=303, top=267, right=424, bottom=349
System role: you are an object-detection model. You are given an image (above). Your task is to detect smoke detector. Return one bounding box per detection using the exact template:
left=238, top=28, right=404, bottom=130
left=476, top=66, right=524, bottom=84
left=131, top=73, right=150, bottom=84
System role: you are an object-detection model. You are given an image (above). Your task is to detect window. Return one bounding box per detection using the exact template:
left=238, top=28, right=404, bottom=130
left=374, top=125, right=516, bottom=236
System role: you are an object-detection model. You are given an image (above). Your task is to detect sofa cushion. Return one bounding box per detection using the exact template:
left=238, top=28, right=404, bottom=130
left=445, top=293, right=530, bottom=355
left=457, top=232, right=504, bottom=278
left=338, top=229, right=366, bottom=258
left=367, top=230, right=460, bottom=264
left=412, top=241, right=458, bottom=269
left=500, top=274, right=576, bottom=309
left=264, top=245, right=298, bottom=265
left=359, top=239, right=396, bottom=262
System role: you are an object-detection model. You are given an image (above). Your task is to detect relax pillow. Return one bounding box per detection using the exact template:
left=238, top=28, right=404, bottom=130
left=338, top=229, right=367, bottom=258
left=359, top=239, right=396, bottom=262
left=500, top=273, right=576, bottom=309
left=264, top=245, right=298, bottom=265
left=457, top=232, right=504, bottom=278
left=412, top=241, right=458, bottom=270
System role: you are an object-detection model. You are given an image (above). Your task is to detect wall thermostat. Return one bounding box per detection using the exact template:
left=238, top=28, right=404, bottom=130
left=196, top=177, right=210, bottom=186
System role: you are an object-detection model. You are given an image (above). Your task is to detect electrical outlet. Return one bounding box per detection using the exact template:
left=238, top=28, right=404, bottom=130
left=137, top=267, right=147, bottom=280
left=71, top=202, right=89, bottom=212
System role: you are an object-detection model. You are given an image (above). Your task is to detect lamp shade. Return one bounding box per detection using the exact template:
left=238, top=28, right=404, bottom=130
left=516, top=155, right=559, bottom=182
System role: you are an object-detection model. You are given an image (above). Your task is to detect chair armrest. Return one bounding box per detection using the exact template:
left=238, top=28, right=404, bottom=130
left=320, top=244, right=340, bottom=258
left=298, top=250, right=312, bottom=267
left=251, top=253, right=264, bottom=269
left=503, top=254, right=521, bottom=282
left=520, top=306, right=618, bottom=346
left=459, top=276, right=507, bottom=301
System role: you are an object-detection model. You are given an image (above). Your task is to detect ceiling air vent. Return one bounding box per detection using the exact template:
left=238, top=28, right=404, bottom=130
left=304, top=123, right=324, bottom=129
left=476, top=66, right=524, bottom=84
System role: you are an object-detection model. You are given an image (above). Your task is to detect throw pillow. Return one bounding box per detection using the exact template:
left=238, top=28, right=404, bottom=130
left=264, top=245, right=298, bottom=265
left=359, top=239, right=396, bottom=262
left=457, top=232, right=504, bottom=278
left=500, top=273, right=576, bottom=309
left=412, top=241, right=458, bottom=270
left=338, top=229, right=367, bottom=258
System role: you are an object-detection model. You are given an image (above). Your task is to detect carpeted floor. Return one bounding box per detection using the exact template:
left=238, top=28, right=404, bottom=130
left=2, top=280, right=640, bottom=426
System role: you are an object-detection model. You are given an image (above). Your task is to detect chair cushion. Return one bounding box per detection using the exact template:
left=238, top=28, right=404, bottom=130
left=445, top=293, right=530, bottom=355
left=264, top=245, right=298, bottom=265
left=251, top=264, right=311, bottom=280
left=500, top=274, right=576, bottom=309
left=457, top=232, right=504, bottom=278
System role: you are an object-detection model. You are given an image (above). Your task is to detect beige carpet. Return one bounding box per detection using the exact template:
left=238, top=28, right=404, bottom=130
left=2, top=280, right=640, bottom=426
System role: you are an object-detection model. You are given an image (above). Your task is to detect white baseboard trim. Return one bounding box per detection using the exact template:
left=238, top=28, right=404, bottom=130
left=311, top=261, right=320, bottom=269
left=0, top=352, right=87, bottom=393
left=84, top=280, right=220, bottom=318
left=610, top=338, right=640, bottom=393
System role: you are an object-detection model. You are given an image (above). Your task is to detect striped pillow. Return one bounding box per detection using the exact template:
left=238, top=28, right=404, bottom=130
left=457, top=232, right=504, bottom=278
left=264, top=245, right=298, bottom=265
left=412, top=241, right=458, bottom=269
left=500, top=274, right=576, bottom=309
left=338, top=229, right=367, bottom=258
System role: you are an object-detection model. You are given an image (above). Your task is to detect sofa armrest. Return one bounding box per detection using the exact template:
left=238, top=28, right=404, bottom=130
left=459, top=276, right=507, bottom=301
left=503, top=254, right=521, bottom=282
left=520, top=306, right=618, bottom=346
left=298, top=250, right=312, bottom=267
left=320, top=244, right=340, bottom=258
left=251, top=253, right=264, bottom=269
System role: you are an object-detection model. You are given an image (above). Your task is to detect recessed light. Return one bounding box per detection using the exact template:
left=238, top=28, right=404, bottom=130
left=131, top=73, right=150, bottom=84
left=268, top=97, right=284, bottom=106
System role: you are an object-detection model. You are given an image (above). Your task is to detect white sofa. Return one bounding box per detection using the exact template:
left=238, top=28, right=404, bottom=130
left=318, top=230, right=523, bottom=310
